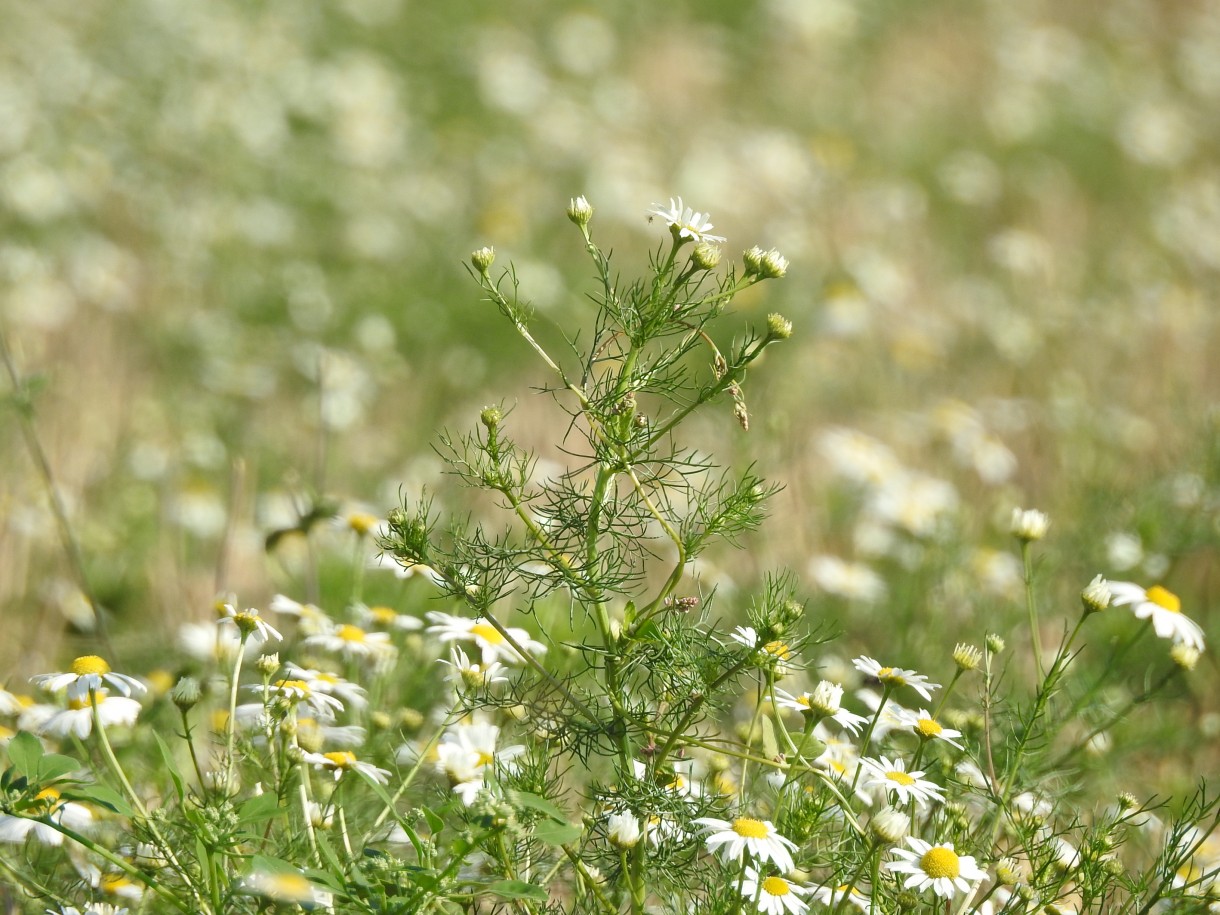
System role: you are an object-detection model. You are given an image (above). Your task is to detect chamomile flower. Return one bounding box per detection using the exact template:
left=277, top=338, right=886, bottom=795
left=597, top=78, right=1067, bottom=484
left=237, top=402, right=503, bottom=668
left=606, top=811, right=642, bottom=848
left=774, top=684, right=867, bottom=735
left=267, top=594, right=332, bottom=635
left=0, top=788, right=94, bottom=845
left=253, top=678, right=345, bottom=719
left=887, top=838, right=987, bottom=899
left=241, top=869, right=333, bottom=908
left=39, top=692, right=142, bottom=739
left=302, top=621, right=394, bottom=661
left=648, top=197, right=727, bottom=245
left=440, top=646, right=509, bottom=690
left=893, top=708, right=965, bottom=750
left=809, top=883, right=871, bottom=912
left=731, top=627, right=798, bottom=676
left=281, top=665, right=367, bottom=710
left=356, top=603, right=424, bottom=631
left=425, top=612, right=547, bottom=666
left=740, top=866, right=810, bottom=915
left=435, top=720, right=524, bottom=805
left=858, top=756, right=945, bottom=809
left=694, top=816, right=798, bottom=874
left=31, top=656, right=145, bottom=703
left=301, top=750, right=391, bottom=785
left=1108, top=582, right=1206, bottom=650
left=851, top=657, right=940, bottom=701
left=48, top=906, right=129, bottom=915
left=217, top=604, right=282, bottom=643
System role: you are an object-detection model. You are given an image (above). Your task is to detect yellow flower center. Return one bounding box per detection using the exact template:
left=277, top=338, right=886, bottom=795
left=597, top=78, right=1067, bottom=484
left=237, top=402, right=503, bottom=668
left=475, top=750, right=495, bottom=767
left=337, top=624, right=367, bottom=643
left=920, top=846, right=961, bottom=879
left=797, top=695, right=812, bottom=707
left=886, top=770, right=915, bottom=786
left=71, top=655, right=110, bottom=676
left=762, top=876, right=791, bottom=896
left=731, top=817, right=769, bottom=839
left=263, top=872, right=314, bottom=900
left=34, top=787, right=61, bottom=811
left=69, top=696, right=93, bottom=711
left=877, top=667, right=907, bottom=686
left=370, top=606, right=398, bottom=626
left=916, top=718, right=943, bottom=738
left=1146, top=585, right=1181, bottom=614
left=275, top=679, right=311, bottom=695
left=764, top=640, right=791, bottom=659
left=470, top=622, right=505, bottom=645
left=100, top=874, right=134, bottom=894
left=323, top=751, right=356, bottom=768
left=348, top=512, right=379, bottom=535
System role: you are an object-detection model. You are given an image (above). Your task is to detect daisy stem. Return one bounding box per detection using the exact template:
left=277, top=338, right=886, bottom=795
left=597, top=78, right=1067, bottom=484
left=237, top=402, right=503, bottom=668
left=90, top=690, right=209, bottom=914
left=851, top=684, right=895, bottom=795
left=1022, top=540, right=1045, bottom=681
left=337, top=791, right=354, bottom=858
left=179, top=706, right=208, bottom=791
left=738, top=675, right=769, bottom=804
left=224, top=631, right=250, bottom=789
left=562, top=843, right=617, bottom=915
left=932, top=669, right=964, bottom=718
left=350, top=534, right=367, bottom=605
left=297, top=756, right=320, bottom=866
left=834, top=848, right=873, bottom=915
left=367, top=704, right=464, bottom=839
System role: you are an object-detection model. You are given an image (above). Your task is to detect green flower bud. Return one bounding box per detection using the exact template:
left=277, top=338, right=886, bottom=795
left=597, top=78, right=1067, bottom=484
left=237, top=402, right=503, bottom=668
left=567, top=195, right=593, bottom=228
left=471, top=246, right=496, bottom=274
left=692, top=242, right=722, bottom=270
left=766, top=313, right=793, bottom=340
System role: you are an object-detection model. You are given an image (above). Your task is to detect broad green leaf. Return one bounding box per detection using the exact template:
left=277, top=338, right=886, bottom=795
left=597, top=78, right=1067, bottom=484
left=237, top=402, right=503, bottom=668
left=61, top=783, right=134, bottom=817
left=760, top=714, right=779, bottom=761
left=238, top=792, right=282, bottom=825
left=532, top=819, right=583, bottom=846
left=36, top=752, right=81, bottom=783
left=507, top=790, right=568, bottom=822
left=7, top=732, right=43, bottom=778
left=420, top=805, right=445, bottom=836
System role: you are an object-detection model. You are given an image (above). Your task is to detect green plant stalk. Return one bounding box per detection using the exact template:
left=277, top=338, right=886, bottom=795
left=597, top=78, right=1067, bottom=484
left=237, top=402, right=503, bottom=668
left=297, top=756, right=320, bottom=866
left=833, top=845, right=876, bottom=915
left=1022, top=541, right=1044, bottom=681
left=90, top=689, right=210, bottom=914
left=0, top=851, right=72, bottom=909
left=562, top=843, right=618, bottom=915
left=850, top=684, right=896, bottom=795
left=223, top=631, right=251, bottom=791
left=366, top=704, right=464, bottom=840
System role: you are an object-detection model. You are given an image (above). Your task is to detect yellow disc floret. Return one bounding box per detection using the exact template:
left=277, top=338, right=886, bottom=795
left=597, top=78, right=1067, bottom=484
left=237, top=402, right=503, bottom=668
left=916, top=718, right=943, bottom=738
left=762, top=876, right=791, bottom=896
left=920, top=846, right=961, bottom=879
left=731, top=817, right=769, bottom=838
left=71, top=655, right=110, bottom=676
left=470, top=623, right=505, bottom=645
left=323, top=751, right=356, bottom=769
left=337, top=624, right=367, bottom=643
left=886, top=771, right=916, bottom=786
left=1146, top=585, right=1181, bottom=614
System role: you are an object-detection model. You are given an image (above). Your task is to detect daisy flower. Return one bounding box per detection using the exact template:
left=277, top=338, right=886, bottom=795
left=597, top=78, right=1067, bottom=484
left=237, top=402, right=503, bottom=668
left=740, top=866, right=810, bottom=915
left=440, top=646, right=509, bottom=690
left=887, top=837, right=987, bottom=899
left=694, top=816, right=797, bottom=874
left=808, top=883, right=871, bottom=912
left=301, top=750, right=391, bottom=785
left=858, top=756, right=945, bottom=809
left=281, top=665, right=367, bottom=710
left=267, top=593, right=332, bottom=635
left=356, top=603, right=423, bottom=631
left=893, top=708, right=965, bottom=750
left=774, top=684, right=866, bottom=735
left=730, top=627, right=798, bottom=676
left=606, top=811, right=642, bottom=848
left=240, top=869, right=333, bottom=907
left=1108, top=582, right=1206, bottom=650
left=648, top=197, right=726, bottom=244
left=217, top=603, right=282, bottom=644
left=48, top=906, right=129, bottom=915
left=425, top=612, right=547, bottom=666
left=851, top=657, right=939, bottom=701
left=435, top=720, right=524, bottom=805
left=39, top=692, right=142, bottom=739
left=31, top=656, right=145, bottom=703
left=0, top=788, right=94, bottom=846
left=253, top=678, right=345, bottom=720
left=302, top=622, right=394, bottom=661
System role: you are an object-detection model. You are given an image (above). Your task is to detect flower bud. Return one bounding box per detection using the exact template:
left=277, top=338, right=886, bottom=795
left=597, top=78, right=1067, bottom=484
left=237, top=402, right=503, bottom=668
left=1011, top=507, right=1050, bottom=542
left=766, top=313, right=793, bottom=340
left=256, top=653, right=280, bottom=676
left=1170, top=643, right=1200, bottom=671
left=567, top=195, right=593, bottom=228
left=606, top=812, right=641, bottom=848
left=480, top=406, right=502, bottom=429
left=471, top=246, right=496, bottom=274
left=995, top=858, right=1022, bottom=886
left=953, top=642, right=983, bottom=672
left=986, top=633, right=1006, bottom=654
left=870, top=806, right=910, bottom=845
left=1081, top=574, right=1111, bottom=614
left=759, top=248, right=789, bottom=279
left=692, top=242, right=721, bottom=270
left=742, top=246, right=765, bottom=276
left=171, top=676, right=202, bottom=712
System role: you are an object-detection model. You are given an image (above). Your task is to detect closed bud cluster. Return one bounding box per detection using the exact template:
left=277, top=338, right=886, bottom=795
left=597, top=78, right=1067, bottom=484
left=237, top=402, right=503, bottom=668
left=870, top=806, right=910, bottom=845
left=953, top=642, right=983, bottom=672
left=471, top=246, right=496, bottom=274
left=692, top=242, right=722, bottom=270
left=480, top=406, right=502, bottom=429
left=1081, top=574, right=1112, bottom=614
left=986, top=633, right=1006, bottom=654
left=1011, top=507, right=1050, bottom=542
left=567, top=195, right=593, bottom=228
left=664, top=595, right=700, bottom=613
left=996, top=858, right=1022, bottom=886
left=766, top=313, right=793, bottom=340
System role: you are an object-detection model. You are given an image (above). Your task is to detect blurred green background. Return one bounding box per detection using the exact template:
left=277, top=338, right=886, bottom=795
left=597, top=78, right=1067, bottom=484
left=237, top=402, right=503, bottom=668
left=2, top=0, right=1218, bottom=774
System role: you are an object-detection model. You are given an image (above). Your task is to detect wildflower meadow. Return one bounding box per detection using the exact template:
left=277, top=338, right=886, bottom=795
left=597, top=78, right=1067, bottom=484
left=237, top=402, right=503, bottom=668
left=2, top=2, right=1220, bottom=914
